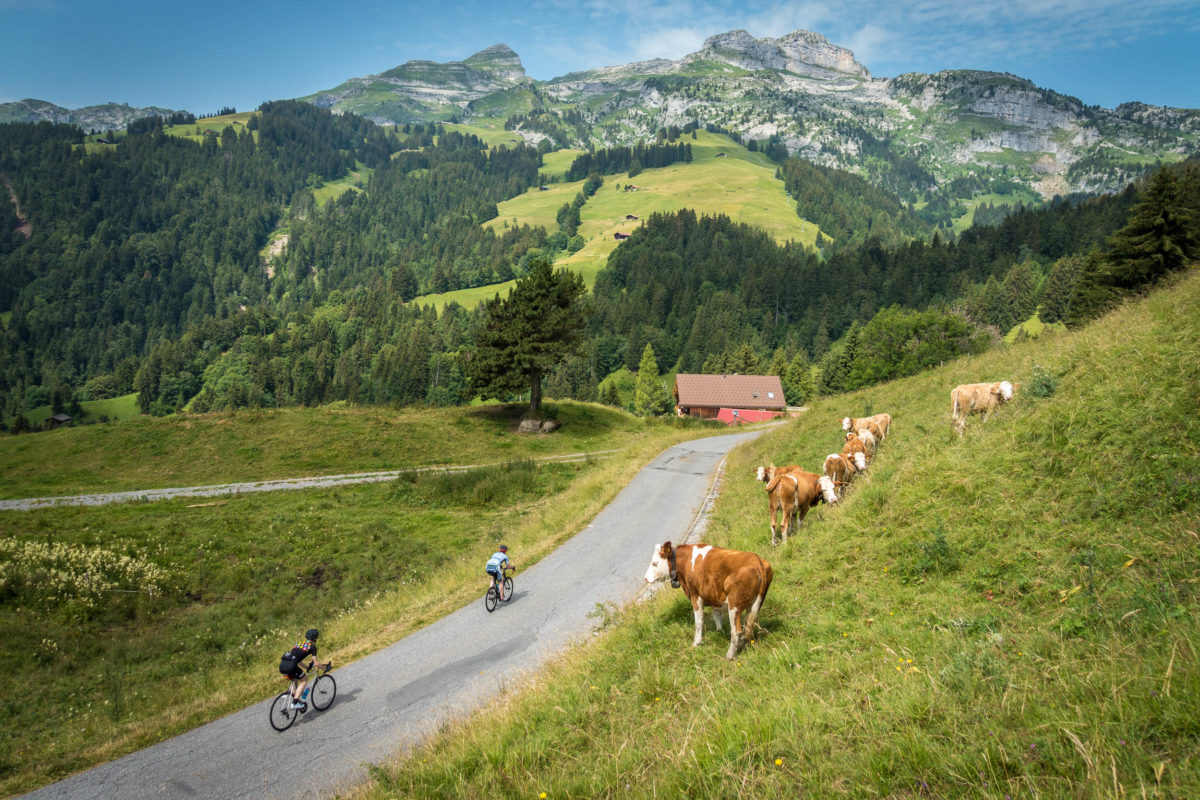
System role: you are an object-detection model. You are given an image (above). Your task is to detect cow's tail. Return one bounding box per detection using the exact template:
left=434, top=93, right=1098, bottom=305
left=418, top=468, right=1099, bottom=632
left=742, top=560, right=774, bottom=637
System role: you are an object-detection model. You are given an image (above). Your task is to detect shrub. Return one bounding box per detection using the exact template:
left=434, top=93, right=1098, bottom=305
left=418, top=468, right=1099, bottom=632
left=1027, top=363, right=1060, bottom=398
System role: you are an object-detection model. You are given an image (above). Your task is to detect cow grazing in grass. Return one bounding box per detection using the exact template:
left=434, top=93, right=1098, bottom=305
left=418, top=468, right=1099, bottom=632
left=823, top=453, right=859, bottom=498
left=756, top=464, right=838, bottom=545
left=841, top=434, right=870, bottom=472
left=643, top=541, right=773, bottom=660
left=951, top=381, right=1015, bottom=436
left=843, top=413, right=891, bottom=440
left=855, top=426, right=879, bottom=456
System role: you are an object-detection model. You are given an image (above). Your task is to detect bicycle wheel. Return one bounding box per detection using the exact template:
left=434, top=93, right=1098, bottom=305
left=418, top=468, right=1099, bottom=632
left=485, top=585, right=498, bottom=613
left=310, top=673, right=337, bottom=711
left=269, top=692, right=296, bottom=731
left=502, top=576, right=513, bottom=601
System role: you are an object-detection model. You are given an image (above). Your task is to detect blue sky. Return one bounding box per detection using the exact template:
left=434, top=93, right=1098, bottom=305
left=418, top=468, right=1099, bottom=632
left=2, top=0, right=1198, bottom=114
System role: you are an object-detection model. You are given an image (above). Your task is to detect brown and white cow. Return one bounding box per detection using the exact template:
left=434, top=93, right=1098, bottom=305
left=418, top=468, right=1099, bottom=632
left=841, top=434, right=870, bottom=472
left=823, top=452, right=858, bottom=498
left=755, top=464, right=803, bottom=545
left=854, top=426, right=879, bottom=456
left=643, top=541, right=773, bottom=660
left=843, top=413, right=891, bottom=440
left=755, top=464, right=838, bottom=545
left=950, top=380, right=1015, bottom=436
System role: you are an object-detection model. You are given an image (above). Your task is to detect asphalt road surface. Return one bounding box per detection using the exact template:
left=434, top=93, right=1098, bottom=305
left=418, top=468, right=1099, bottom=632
left=21, top=428, right=768, bottom=800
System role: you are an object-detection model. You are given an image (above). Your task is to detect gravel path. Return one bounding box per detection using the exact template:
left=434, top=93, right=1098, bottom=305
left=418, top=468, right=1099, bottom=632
left=0, top=451, right=621, bottom=511
left=19, top=428, right=769, bottom=800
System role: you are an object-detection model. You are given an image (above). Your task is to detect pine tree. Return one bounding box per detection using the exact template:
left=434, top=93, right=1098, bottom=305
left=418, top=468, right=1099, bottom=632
left=783, top=350, right=812, bottom=406
left=1039, top=254, right=1082, bottom=324
left=1106, top=167, right=1193, bottom=289
left=466, top=255, right=588, bottom=417
left=1003, top=259, right=1038, bottom=326
left=634, top=343, right=669, bottom=416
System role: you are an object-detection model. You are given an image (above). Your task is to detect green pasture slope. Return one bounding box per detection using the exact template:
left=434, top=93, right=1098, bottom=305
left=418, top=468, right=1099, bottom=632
left=416, top=132, right=821, bottom=311
left=0, top=402, right=728, bottom=795
left=361, top=271, right=1200, bottom=799
left=4, top=393, right=140, bottom=432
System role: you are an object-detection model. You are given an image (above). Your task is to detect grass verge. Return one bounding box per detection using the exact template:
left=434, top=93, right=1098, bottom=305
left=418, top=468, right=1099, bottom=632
left=0, top=403, right=728, bottom=795
left=351, top=271, right=1200, bottom=799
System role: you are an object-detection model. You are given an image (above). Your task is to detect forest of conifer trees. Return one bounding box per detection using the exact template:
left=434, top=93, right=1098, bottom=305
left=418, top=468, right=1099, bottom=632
left=1, top=101, right=1197, bottom=428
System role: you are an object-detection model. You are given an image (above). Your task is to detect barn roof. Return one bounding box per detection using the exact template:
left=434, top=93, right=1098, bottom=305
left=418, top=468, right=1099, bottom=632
left=673, top=374, right=786, bottom=410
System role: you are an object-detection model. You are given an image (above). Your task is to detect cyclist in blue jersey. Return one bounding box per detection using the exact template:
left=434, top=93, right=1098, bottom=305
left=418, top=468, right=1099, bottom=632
left=485, top=545, right=514, bottom=601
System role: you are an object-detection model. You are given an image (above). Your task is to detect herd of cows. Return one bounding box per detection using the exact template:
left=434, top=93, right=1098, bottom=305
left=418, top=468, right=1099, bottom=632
left=642, top=379, right=1018, bottom=660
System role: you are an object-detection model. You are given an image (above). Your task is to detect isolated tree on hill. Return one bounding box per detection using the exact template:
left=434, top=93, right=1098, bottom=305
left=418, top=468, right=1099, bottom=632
left=467, top=255, right=588, bottom=417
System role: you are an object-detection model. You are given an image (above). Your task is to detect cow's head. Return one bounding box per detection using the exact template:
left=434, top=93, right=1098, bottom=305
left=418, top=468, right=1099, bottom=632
left=756, top=464, right=779, bottom=484
left=644, top=541, right=679, bottom=587
left=852, top=451, right=867, bottom=471
left=818, top=475, right=839, bottom=504
left=842, top=417, right=853, bottom=432
left=998, top=380, right=1014, bottom=402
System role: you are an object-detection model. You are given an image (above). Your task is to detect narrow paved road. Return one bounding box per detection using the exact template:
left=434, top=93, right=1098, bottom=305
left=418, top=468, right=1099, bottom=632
left=22, top=428, right=769, bottom=800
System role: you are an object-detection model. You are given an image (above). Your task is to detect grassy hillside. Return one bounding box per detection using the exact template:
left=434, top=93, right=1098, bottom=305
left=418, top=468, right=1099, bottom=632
left=357, top=271, right=1200, bottom=799
left=0, top=402, right=731, bottom=795
left=417, top=132, right=819, bottom=311
left=0, top=402, right=701, bottom=499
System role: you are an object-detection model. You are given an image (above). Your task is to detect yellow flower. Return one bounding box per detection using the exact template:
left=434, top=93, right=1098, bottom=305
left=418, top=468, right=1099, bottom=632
left=775, top=758, right=783, bottom=766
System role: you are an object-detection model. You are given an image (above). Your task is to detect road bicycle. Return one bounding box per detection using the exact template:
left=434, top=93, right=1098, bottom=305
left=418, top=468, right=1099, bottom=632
left=484, top=566, right=514, bottom=613
left=269, top=660, right=336, bottom=731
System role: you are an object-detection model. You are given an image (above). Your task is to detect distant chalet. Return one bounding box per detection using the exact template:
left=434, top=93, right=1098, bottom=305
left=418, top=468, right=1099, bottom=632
left=613, top=232, right=631, bottom=240
left=673, top=374, right=786, bottom=423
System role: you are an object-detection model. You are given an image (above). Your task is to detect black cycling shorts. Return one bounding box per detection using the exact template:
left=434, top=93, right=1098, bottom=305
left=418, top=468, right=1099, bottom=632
left=279, top=657, right=304, bottom=680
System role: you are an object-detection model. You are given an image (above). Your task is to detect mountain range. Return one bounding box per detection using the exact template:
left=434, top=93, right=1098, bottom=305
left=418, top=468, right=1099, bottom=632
left=3, top=29, right=1199, bottom=201
left=300, top=30, right=1200, bottom=199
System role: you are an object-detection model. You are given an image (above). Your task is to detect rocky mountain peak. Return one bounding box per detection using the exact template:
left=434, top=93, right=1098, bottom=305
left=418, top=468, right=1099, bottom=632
left=692, top=29, right=869, bottom=79
left=464, top=44, right=527, bottom=80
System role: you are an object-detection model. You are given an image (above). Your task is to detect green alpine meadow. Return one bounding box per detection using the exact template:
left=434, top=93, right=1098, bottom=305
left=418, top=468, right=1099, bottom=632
left=2, top=20, right=1199, bottom=800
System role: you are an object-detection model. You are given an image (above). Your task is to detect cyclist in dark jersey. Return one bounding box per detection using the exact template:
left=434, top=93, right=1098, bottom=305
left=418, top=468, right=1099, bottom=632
left=278, top=628, right=319, bottom=711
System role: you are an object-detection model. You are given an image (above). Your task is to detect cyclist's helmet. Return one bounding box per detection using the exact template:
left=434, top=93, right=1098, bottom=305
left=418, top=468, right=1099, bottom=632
left=305, top=628, right=319, bottom=641
left=499, top=545, right=508, bottom=553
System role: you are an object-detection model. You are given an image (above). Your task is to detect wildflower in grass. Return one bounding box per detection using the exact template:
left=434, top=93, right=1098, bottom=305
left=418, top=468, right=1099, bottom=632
left=775, top=758, right=783, bottom=766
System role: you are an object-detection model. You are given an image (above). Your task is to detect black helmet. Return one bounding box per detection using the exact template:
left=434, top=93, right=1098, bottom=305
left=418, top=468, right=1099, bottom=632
left=305, top=628, right=319, bottom=641
left=499, top=544, right=508, bottom=552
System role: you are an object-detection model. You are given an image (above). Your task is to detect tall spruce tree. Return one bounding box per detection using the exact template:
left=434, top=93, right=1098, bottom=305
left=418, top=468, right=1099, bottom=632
left=467, top=256, right=587, bottom=417
left=1106, top=167, right=1195, bottom=289
left=1039, top=253, right=1083, bottom=324
left=633, top=343, right=670, bottom=416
